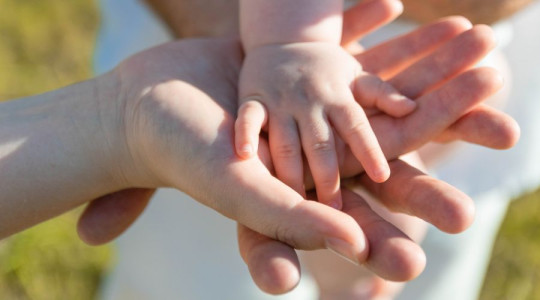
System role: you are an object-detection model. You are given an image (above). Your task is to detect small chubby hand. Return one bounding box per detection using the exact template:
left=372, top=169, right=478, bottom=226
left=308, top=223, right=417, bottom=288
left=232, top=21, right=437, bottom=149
left=235, top=42, right=416, bottom=208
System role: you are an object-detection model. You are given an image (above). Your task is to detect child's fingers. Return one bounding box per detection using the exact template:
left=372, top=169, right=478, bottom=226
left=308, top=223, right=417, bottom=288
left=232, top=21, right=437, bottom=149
left=297, top=114, right=342, bottom=209
left=329, top=97, right=390, bottom=183
left=354, top=74, right=417, bottom=117
left=235, top=101, right=268, bottom=159
left=269, top=117, right=305, bottom=196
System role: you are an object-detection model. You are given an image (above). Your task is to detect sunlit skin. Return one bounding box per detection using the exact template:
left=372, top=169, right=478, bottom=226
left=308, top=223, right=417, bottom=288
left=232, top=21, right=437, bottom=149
left=76, top=0, right=524, bottom=297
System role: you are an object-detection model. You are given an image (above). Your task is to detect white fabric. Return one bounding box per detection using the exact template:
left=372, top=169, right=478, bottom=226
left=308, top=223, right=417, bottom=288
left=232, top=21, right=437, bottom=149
left=94, top=0, right=540, bottom=299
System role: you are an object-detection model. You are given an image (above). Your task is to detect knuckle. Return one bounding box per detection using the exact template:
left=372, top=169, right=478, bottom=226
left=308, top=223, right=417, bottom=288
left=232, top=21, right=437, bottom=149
left=375, top=80, right=395, bottom=98
left=275, top=143, right=300, bottom=158
left=310, top=140, right=334, bottom=153
left=273, top=223, right=299, bottom=248
left=344, top=120, right=370, bottom=140
left=241, top=100, right=263, bottom=113
left=315, top=176, right=338, bottom=190
left=359, top=143, right=382, bottom=160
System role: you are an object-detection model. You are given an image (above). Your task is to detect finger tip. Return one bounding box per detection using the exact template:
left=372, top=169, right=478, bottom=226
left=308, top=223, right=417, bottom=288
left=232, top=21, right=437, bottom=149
left=255, top=260, right=300, bottom=295
left=471, top=24, right=498, bottom=51
left=398, top=98, right=418, bottom=116
left=498, top=116, right=521, bottom=149
left=325, top=235, right=369, bottom=265
left=248, top=244, right=301, bottom=295
left=370, top=167, right=391, bottom=183
left=366, top=234, right=426, bottom=282
left=237, top=144, right=254, bottom=159
left=440, top=192, right=476, bottom=234
left=443, top=16, right=473, bottom=31
left=76, top=220, right=104, bottom=246
left=386, top=0, right=404, bottom=15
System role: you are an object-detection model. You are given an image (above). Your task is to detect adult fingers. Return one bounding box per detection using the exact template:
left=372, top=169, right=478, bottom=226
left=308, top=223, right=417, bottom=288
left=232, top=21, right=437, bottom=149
left=386, top=25, right=518, bottom=152
left=353, top=159, right=475, bottom=234
left=236, top=186, right=427, bottom=293
left=237, top=224, right=301, bottom=295
left=358, top=16, right=473, bottom=79
left=433, top=104, right=520, bottom=149
left=381, top=67, right=504, bottom=159
left=340, top=188, right=426, bottom=281
left=389, top=24, right=497, bottom=99
left=360, top=24, right=518, bottom=151
left=269, top=117, right=305, bottom=196
left=340, top=67, right=503, bottom=177
left=77, top=188, right=154, bottom=245
left=215, top=159, right=368, bottom=264
left=341, top=0, right=404, bottom=47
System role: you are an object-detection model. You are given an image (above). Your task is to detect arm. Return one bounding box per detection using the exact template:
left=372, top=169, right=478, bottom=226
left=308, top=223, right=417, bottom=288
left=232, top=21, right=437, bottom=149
left=240, top=0, right=343, bottom=51
left=76, top=2, right=518, bottom=295
left=0, top=39, right=370, bottom=265
left=0, top=73, right=127, bottom=238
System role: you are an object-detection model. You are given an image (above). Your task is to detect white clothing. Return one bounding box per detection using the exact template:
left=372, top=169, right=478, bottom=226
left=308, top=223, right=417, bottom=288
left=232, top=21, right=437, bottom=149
left=94, top=1, right=540, bottom=299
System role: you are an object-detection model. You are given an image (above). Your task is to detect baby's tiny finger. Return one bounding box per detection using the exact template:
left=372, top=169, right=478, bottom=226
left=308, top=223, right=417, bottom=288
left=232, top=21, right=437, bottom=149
left=329, top=100, right=390, bottom=183
left=355, top=74, right=416, bottom=117
left=298, top=115, right=342, bottom=209
left=269, top=118, right=305, bottom=196
left=235, top=100, right=268, bottom=159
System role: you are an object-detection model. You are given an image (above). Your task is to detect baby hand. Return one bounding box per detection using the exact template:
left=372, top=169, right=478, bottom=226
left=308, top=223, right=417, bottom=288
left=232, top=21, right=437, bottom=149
left=235, top=42, right=416, bottom=208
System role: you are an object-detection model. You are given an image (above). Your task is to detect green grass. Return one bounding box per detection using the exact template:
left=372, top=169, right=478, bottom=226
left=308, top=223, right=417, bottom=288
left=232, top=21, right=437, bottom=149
left=479, top=189, right=540, bottom=300
left=0, top=0, right=98, bottom=100
left=0, top=212, right=111, bottom=300
left=1, top=1, right=539, bottom=299
left=0, top=1, right=111, bottom=300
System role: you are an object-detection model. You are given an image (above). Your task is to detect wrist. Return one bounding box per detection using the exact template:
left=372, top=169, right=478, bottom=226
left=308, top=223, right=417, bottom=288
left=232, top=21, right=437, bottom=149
left=91, top=71, right=134, bottom=189
left=0, top=75, right=131, bottom=236
left=94, top=69, right=159, bottom=189
left=241, top=0, right=343, bottom=52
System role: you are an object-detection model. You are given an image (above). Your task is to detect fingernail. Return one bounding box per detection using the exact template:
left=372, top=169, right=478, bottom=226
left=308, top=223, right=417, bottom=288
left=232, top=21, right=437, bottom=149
left=372, top=165, right=390, bottom=183
left=404, top=97, right=417, bottom=109
left=240, top=144, right=253, bottom=157
left=330, top=200, right=342, bottom=210
left=325, top=237, right=362, bottom=265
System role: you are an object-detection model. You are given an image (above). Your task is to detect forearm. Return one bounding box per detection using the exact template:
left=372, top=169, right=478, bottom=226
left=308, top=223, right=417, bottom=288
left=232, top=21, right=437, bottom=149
left=0, top=72, right=126, bottom=238
left=240, top=0, right=343, bottom=51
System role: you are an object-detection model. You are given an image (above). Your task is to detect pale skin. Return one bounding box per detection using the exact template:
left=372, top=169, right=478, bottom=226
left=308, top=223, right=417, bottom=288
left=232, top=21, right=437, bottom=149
left=73, top=0, right=520, bottom=297
left=0, top=0, right=521, bottom=298
left=1, top=30, right=513, bottom=279
left=137, top=0, right=519, bottom=297
left=76, top=3, right=518, bottom=297
left=236, top=0, right=417, bottom=208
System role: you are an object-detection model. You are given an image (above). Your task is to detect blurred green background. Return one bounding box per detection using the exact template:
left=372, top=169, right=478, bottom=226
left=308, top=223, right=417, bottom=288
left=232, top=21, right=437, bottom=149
left=0, top=0, right=539, bottom=299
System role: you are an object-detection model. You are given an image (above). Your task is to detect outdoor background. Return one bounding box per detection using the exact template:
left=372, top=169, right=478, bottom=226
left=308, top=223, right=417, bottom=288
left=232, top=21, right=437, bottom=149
left=0, top=0, right=539, bottom=299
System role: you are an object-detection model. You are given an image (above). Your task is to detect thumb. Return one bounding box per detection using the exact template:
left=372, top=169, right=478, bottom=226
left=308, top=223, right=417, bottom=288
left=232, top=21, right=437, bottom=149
left=217, top=160, right=369, bottom=265
left=77, top=188, right=154, bottom=245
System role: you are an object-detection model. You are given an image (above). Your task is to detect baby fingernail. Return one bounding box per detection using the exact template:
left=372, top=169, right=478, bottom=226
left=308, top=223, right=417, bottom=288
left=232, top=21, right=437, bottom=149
left=240, top=144, right=253, bottom=157
left=325, top=237, right=362, bottom=265
left=330, top=200, right=342, bottom=210
left=372, top=166, right=390, bottom=183
left=405, top=97, right=416, bottom=105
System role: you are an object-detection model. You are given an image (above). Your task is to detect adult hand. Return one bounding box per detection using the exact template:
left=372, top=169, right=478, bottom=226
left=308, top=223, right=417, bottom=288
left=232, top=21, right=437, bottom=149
left=77, top=0, right=519, bottom=294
